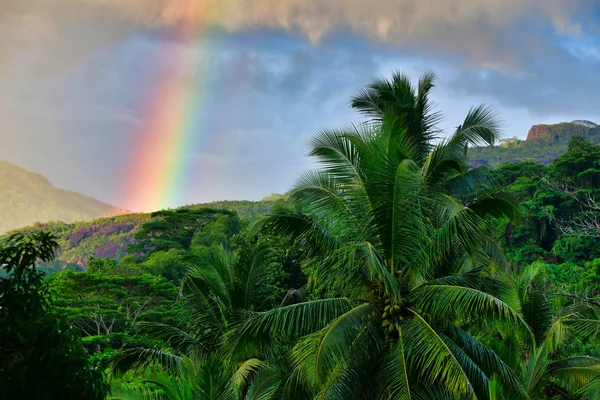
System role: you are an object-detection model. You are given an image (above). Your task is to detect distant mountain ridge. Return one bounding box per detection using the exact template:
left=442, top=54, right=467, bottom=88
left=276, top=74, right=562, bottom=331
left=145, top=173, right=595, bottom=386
left=0, top=161, right=126, bottom=234
left=469, top=120, right=600, bottom=167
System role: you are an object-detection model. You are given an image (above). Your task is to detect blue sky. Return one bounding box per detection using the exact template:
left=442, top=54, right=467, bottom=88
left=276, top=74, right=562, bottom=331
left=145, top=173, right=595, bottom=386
left=0, top=0, right=599, bottom=211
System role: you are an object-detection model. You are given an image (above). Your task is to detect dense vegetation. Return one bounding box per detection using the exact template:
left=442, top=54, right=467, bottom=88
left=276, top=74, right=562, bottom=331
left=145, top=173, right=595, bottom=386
left=2, top=72, right=600, bottom=399
left=0, top=232, right=108, bottom=399
left=8, top=197, right=284, bottom=273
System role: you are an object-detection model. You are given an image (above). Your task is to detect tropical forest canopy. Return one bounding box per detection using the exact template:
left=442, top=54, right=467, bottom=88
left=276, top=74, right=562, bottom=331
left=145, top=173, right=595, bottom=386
left=2, top=72, right=600, bottom=399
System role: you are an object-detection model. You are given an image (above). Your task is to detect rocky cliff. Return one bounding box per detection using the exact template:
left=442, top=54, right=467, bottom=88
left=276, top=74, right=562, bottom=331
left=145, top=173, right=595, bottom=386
left=526, top=120, right=598, bottom=142
left=469, top=120, right=600, bottom=167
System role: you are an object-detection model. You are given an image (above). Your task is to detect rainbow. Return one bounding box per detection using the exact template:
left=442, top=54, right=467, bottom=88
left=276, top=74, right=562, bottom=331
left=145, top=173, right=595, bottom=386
left=123, top=5, right=228, bottom=212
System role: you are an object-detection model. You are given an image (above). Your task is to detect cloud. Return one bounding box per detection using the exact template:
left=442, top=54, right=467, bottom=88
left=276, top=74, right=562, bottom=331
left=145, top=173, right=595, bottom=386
left=0, top=0, right=598, bottom=209
left=0, top=0, right=595, bottom=70
left=447, top=48, right=600, bottom=120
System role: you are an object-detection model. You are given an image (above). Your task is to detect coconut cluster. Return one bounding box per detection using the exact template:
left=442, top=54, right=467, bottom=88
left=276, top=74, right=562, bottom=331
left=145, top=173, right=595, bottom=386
left=381, top=297, right=405, bottom=334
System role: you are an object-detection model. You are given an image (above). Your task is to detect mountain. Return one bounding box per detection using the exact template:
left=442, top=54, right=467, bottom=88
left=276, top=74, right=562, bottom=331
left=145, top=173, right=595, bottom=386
left=469, top=120, right=600, bottom=167
left=0, top=161, right=126, bottom=234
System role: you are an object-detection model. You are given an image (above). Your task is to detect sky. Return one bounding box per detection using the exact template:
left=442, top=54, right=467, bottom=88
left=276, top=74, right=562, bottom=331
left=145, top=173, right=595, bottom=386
left=1, top=0, right=599, bottom=212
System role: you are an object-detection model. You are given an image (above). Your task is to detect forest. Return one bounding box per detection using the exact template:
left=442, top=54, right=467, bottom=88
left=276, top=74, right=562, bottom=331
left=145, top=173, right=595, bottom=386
left=2, top=72, right=600, bottom=399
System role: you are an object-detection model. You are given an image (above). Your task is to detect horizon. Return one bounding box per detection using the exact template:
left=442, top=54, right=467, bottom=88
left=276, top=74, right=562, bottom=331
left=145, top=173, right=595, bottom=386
left=2, top=117, right=598, bottom=212
left=1, top=1, right=600, bottom=212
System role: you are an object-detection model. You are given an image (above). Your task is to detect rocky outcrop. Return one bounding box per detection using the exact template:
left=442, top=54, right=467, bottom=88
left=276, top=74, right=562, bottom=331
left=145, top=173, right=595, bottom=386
left=572, top=120, right=598, bottom=128
left=526, top=125, right=552, bottom=141
left=469, top=119, right=600, bottom=167
left=526, top=121, right=597, bottom=142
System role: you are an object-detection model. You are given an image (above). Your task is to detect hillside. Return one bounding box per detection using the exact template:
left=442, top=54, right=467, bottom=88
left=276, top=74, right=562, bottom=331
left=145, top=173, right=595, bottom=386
left=469, top=120, right=600, bottom=167
left=0, top=161, right=126, bottom=233
left=186, top=193, right=285, bottom=219
left=9, top=196, right=283, bottom=272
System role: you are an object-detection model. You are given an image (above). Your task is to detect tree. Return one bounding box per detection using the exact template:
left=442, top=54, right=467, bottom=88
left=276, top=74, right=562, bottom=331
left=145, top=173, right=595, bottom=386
left=191, top=213, right=241, bottom=249
left=128, top=208, right=240, bottom=255
left=47, top=258, right=179, bottom=367
left=533, top=137, right=600, bottom=240
left=504, top=263, right=600, bottom=399
left=0, top=231, right=108, bottom=399
left=109, top=353, right=264, bottom=400
left=233, top=71, right=527, bottom=398
left=133, top=243, right=284, bottom=358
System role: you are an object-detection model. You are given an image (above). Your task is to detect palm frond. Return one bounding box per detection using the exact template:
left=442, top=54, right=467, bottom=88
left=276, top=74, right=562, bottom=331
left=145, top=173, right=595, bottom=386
left=411, top=384, right=455, bottom=400
left=225, top=298, right=355, bottom=355
left=108, top=383, right=160, bottom=400
left=402, top=311, right=476, bottom=398
left=466, top=190, right=522, bottom=222
left=290, top=169, right=371, bottom=241
left=250, top=212, right=340, bottom=256
left=409, top=284, right=534, bottom=342
left=452, top=105, right=502, bottom=147
left=229, top=358, right=266, bottom=397
left=516, top=262, right=554, bottom=344
left=576, top=376, right=600, bottom=399
left=430, top=268, right=510, bottom=300
left=443, top=323, right=526, bottom=398
left=552, top=364, right=600, bottom=389
left=243, top=366, right=285, bottom=400
left=307, top=127, right=370, bottom=184
left=376, top=336, right=413, bottom=400
left=134, top=321, right=206, bottom=354
left=291, top=303, right=379, bottom=386
left=234, top=246, right=280, bottom=310
left=110, top=347, right=183, bottom=375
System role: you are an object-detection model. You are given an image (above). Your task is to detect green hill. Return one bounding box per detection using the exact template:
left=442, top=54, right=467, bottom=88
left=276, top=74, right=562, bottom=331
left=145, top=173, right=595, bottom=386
left=0, top=161, right=126, bottom=234
left=8, top=196, right=283, bottom=272
left=1, top=160, right=286, bottom=271
left=468, top=120, right=600, bottom=167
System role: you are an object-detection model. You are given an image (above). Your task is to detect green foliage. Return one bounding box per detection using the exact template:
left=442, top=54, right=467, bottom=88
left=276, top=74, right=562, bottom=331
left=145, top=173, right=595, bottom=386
left=47, top=259, right=179, bottom=366
left=9, top=73, right=600, bottom=400
left=132, top=242, right=286, bottom=359
left=235, top=71, right=529, bottom=399
left=5, top=197, right=284, bottom=273
left=142, top=249, right=194, bottom=282
left=552, top=135, right=600, bottom=191
left=0, top=232, right=108, bottom=399
left=188, top=197, right=286, bottom=221
left=191, top=213, right=241, bottom=249
left=110, top=353, right=264, bottom=400
left=489, top=138, right=600, bottom=268
left=129, top=208, right=240, bottom=254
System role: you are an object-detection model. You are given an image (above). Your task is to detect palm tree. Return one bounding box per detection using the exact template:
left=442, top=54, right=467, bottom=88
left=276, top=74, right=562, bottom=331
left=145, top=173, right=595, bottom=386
left=229, top=71, right=530, bottom=399
left=114, top=243, right=282, bottom=374
left=503, top=263, right=600, bottom=399
left=110, top=243, right=289, bottom=399
left=176, top=244, right=282, bottom=351
left=109, top=353, right=264, bottom=400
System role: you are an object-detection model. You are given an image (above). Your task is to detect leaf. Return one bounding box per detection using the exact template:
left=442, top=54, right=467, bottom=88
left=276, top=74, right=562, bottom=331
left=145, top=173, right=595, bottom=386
left=292, top=303, right=379, bottom=385
left=402, top=311, right=476, bottom=398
